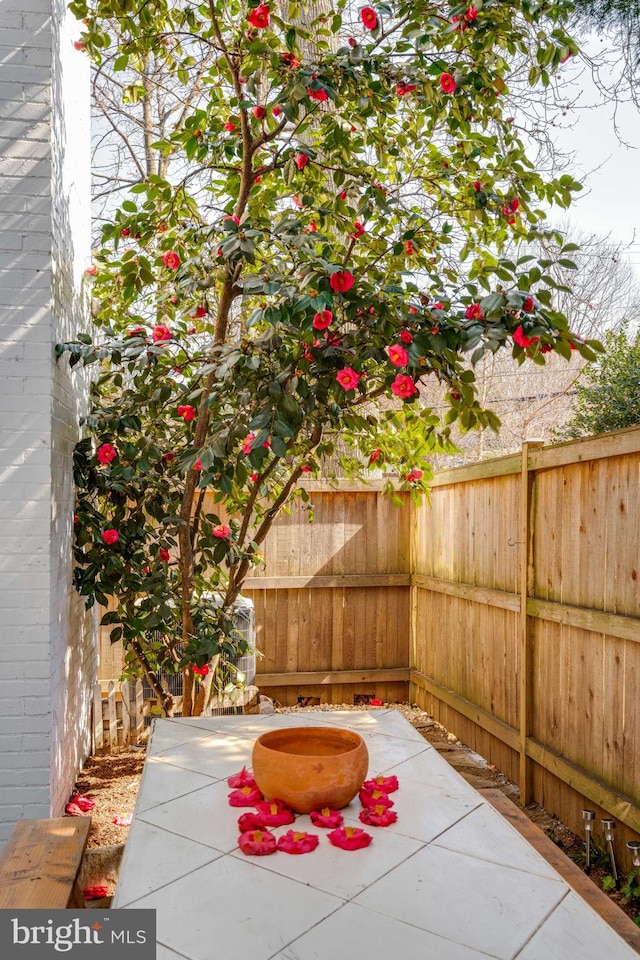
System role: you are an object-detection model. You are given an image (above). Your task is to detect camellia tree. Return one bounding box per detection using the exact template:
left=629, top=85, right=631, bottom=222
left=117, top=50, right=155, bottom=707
left=60, top=0, right=600, bottom=716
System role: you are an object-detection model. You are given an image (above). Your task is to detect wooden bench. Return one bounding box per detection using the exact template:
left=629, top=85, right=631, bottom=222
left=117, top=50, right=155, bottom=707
left=0, top=817, right=91, bottom=908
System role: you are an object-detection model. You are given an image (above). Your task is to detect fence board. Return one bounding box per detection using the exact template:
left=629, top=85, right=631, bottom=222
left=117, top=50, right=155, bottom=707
left=413, top=426, right=640, bottom=855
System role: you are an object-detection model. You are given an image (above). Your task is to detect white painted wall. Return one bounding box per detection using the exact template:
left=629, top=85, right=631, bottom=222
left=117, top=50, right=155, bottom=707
left=0, top=0, right=95, bottom=844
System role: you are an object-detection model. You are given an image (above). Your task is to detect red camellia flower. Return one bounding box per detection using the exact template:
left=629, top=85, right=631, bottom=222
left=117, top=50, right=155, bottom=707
left=101, top=529, right=119, bottom=545
left=292, top=194, right=303, bottom=209
left=328, top=826, right=373, bottom=850
left=465, top=303, right=484, bottom=321
left=242, top=432, right=256, bottom=454
left=228, top=785, right=264, bottom=807
left=277, top=830, right=320, bottom=854
left=177, top=404, right=196, bottom=422
left=387, top=344, right=409, bottom=368
left=224, top=214, right=241, bottom=226
left=370, top=698, right=383, bottom=706
left=127, top=325, right=145, bottom=337
left=272, top=106, right=282, bottom=117
left=360, top=804, right=398, bottom=827
left=391, top=374, right=418, bottom=399
left=67, top=795, right=96, bottom=813
left=281, top=52, right=301, bottom=68
left=439, top=72, right=456, bottom=94
left=308, top=86, right=329, bottom=102
left=83, top=885, right=108, bottom=900
left=508, top=196, right=520, bottom=213
left=313, top=309, right=333, bottom=330
left=359, top=787, right=394, bottom=809
left=249, top=472, right=259, bottom=483
left=212, top=524, right=231, bottom=539
left=310, top=807, right=344, bottom=828
left=330, top=270, right=355, bottom=293
left=193, top=459, right=203, bottom=471
left=159, top=547, right=170, bottom=562
left=339, top=189, right=348, bottom=200
left=399, top=330, right=413, bottom=344
left=295, top=153, right=309, bottom=170
left=396, top=82, right=417, bottom=97
left=360, top=6, right=378, bottom=30
left=522, top=296, right=535, bottom=313
left=473, top=180, right=482, bottom=191
left=405, top=240, right=414, bottom=255
left=336, top=367, right=359, bottom=391
left=152, top=325, right=172, bottom=342
left=254, top=800, right=296, bottom=827
left=73, top=40, right=85, bottom=51
left=247, top=3, right=270, bottom=29
left=369, top=448, right=382, bottom=464
left=162, top=452, right=175, bottom=462
left=192, top=664, right=209, bottom=676
left=465, top=5, right=478, bottom=20
left=238, top=829, right=277, bottom=856
left=162, top=250, right=181, bottom=270
left=237, top=811, right=263, bottom=832
left=224, top=121, right=236, bottom=132
left=513, top=325, right=540, bottom=349
left=363, top=774, right=399, bottom=793
left=252, top=105, right=266, bottom=119
left=228, top=767, right=257, bottom=789
left=351, top=221, right=365, bottom=238
left=85, top=265, right=97, bottom=276
left=406, top=468, right=424, bottom=482
left=96, top=443, right=117, bottom=465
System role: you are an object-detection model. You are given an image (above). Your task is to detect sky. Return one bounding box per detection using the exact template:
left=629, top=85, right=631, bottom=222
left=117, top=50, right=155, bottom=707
left=549, top=36, right=640, bottom=275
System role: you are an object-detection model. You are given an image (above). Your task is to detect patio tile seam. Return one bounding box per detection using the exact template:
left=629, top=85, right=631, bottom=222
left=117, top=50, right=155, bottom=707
left=134, top=814, right=230, bottom=854
left=263, top=899, right=350, bottom=960
left=156, top=940, right=193, bottom=960
left=508, top=887, right=572, bottom=960
left=114, top=847, right=224, bottom=910
left=134, top=776, right=224, bottom=815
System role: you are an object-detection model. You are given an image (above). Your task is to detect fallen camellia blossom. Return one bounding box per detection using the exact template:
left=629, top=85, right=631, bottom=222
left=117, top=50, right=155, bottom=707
left=359, top=804, right=398, bottom=827
left=369, top=698, right=383, bottom=706
left=254, top=799, right=295, bottom=827
left=362, top=774, right=399, bottom=794
left=359, top=787, right=394, bottom=809
left=82, top=886, right=109, bottom=900
left=228, top=785, right=264, bottom=807
left=277, top=830, right=320, bottom=855
left=112, top=815, right=132, bottom=827
left=310, top=807, right=344, bottom=829
left=328, top=826, right=373, bottom=850
left=227, top=767, right=257, bottom=789
left=65, top=795, right=96, bottom=815
left=238, top=829, right=277, bottom=856
left=237, top=812, right=264, bottom=832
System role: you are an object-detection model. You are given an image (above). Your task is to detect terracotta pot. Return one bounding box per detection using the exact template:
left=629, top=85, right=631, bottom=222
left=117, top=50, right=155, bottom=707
left=252, top=726, right=369, bottom=814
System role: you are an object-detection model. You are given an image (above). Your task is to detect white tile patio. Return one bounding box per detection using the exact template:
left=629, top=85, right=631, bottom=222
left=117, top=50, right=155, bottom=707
left=112, top=712, right=639, bottom=960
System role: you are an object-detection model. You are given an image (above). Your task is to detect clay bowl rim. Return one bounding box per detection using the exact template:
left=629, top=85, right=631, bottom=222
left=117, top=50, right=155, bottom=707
left=253, top=726, right=365, bottom=758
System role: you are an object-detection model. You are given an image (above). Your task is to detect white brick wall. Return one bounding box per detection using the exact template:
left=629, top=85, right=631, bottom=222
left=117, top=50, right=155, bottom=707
left=0, top=0, right=95, bottom=845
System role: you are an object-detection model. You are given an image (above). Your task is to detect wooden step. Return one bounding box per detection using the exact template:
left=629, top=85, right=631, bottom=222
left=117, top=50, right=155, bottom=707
left=0, top=817, right=91, bottom=909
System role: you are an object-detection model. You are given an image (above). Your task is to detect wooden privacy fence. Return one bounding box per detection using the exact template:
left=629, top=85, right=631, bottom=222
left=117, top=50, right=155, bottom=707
left=96, top=426, right=640, bottom=852
left=411, top=425, right=640, bottom=850
left=240, top=482, right=412, bottom=707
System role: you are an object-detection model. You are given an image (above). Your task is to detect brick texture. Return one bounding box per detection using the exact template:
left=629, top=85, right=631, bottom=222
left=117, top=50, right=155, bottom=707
left=0, top=0, right=96, bottom=848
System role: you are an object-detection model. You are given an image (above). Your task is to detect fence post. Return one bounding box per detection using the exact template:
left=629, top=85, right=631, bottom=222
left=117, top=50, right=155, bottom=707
left=519, top=440, right=543, bottom=804
left=92, top=680, right=104, bottom=754
left=104, top=680, right=118, bottom=753
left=128, top=679, right=144, bottom=745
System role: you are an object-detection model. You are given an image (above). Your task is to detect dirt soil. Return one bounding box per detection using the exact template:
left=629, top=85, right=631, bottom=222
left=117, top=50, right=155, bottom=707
left=69, top=702, right=639, bottom=922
